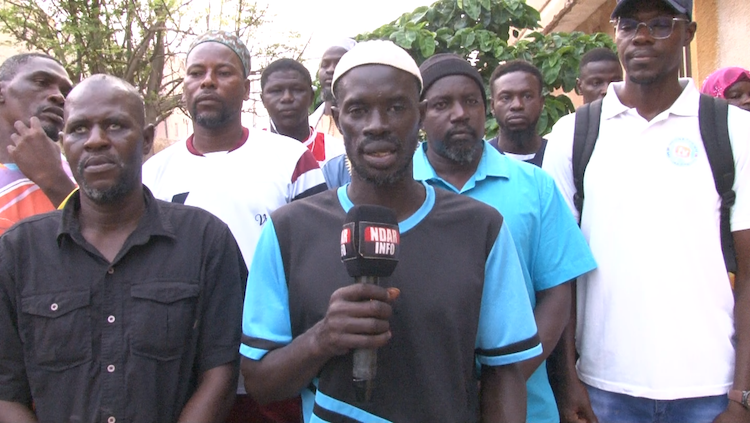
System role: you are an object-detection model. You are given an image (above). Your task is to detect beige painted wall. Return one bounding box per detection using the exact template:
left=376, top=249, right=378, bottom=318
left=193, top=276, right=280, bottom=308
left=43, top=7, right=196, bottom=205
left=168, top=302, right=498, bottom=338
left=692, top=0, right=750, bottom=86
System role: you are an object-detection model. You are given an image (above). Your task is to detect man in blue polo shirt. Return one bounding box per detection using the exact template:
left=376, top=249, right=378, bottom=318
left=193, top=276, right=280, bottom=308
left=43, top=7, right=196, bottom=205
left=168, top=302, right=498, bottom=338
left=413, top=53, right=597, bottom=423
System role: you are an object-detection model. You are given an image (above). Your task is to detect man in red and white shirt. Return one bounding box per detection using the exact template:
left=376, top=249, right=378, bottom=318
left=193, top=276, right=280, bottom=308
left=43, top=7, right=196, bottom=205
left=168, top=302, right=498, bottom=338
left=262, top=58, right=344, bottom=165
left=142, top=31, right=326, bottom=423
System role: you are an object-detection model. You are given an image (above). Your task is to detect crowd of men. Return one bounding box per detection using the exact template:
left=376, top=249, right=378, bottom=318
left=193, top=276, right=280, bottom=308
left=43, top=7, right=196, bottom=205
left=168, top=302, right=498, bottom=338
left=0, top=0, right=748, bottom=422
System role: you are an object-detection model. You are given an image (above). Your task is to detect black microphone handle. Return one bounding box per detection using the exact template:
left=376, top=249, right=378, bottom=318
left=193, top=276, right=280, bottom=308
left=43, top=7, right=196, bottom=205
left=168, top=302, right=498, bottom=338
left=352, top=275, right=379, bottom=402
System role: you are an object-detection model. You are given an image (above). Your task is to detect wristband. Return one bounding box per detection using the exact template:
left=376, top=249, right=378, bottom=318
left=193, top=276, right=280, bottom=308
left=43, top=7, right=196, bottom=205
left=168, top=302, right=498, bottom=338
left=728, top=389, right=750, bottom=409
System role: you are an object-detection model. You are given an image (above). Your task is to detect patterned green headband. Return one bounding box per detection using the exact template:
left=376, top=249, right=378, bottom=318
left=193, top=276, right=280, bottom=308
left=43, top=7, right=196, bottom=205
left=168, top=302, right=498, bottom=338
left=189, top=30, right=251, bottom=78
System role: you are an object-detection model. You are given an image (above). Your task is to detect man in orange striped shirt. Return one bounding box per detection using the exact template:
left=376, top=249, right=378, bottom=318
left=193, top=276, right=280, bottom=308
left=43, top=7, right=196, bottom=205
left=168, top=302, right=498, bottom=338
left=0, top=53, right=75, bottom=234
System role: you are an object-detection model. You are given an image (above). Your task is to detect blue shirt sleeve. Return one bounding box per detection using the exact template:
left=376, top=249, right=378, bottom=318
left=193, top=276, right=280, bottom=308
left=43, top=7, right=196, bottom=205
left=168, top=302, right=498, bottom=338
left=532, top=170, right=597, bottom=291
left=476, top=223, right=542, bottom=366
left=240, top=218, right=293, bottom=360
left=322, top=154, right=352, bottom=190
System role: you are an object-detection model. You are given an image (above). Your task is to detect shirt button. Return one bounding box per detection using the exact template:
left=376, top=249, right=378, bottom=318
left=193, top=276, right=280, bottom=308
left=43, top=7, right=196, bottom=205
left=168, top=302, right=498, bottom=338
left=50, top=303, right=58, bottom=311
left=108, top=417, right=116, bottom=423
left=107, top=364, right=115, bottom=373
left=107, top=267, right=115, bottom=275
left=107, top=315, right=115, bottom=323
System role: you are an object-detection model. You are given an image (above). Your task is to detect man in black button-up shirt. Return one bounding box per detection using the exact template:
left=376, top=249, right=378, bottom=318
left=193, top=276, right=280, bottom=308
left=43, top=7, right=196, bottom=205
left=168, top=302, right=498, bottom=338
left=0, top=75, right=247, bottom=423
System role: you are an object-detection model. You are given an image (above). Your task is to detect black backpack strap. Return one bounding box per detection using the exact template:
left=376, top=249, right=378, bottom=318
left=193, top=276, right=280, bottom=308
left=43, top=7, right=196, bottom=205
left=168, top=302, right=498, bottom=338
left=698, top=94, right=737, bottom=273
left=572, top=99, right=603, bottom=222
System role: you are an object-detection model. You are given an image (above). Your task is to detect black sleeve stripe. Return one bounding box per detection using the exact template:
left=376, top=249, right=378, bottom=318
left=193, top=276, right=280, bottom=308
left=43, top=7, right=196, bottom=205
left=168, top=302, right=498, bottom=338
left=241, top=334, right=286, bottom=351
left=292, top=183, right=328, bottom=201
left=312, top=404, right=363, bottom=423
left=476, top=333, right=541, bottom=357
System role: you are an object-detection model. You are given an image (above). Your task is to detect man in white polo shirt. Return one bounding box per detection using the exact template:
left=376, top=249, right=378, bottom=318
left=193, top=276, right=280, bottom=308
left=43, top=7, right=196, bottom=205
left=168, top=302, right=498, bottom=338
left=543, top=0, right=750, bottom=422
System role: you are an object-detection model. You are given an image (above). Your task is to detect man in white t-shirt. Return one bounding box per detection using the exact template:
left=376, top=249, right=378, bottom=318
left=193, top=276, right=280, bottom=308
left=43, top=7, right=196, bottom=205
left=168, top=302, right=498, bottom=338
left=262, top=58, right=344, bottom=164
left=142, top=30, right=326, bottom=423
left=543, top=0, right=750, bottom=422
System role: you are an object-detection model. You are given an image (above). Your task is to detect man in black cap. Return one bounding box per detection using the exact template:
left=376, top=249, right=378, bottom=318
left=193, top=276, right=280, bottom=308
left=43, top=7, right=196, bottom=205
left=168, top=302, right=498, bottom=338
left=414, top=53, right=597, bottom=423
left=543, top=0, right=750, bottom=422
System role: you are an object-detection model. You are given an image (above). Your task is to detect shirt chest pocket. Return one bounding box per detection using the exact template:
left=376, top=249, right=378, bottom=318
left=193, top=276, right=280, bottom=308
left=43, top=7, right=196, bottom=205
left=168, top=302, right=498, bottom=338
left=20, top=289, right=92, bottom=371
left=130, top=281, right=201, bottom=361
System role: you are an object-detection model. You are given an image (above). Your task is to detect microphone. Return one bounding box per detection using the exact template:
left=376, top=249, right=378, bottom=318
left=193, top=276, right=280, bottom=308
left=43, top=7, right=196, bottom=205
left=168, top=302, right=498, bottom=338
left=340, top=205, right=400, bottom=402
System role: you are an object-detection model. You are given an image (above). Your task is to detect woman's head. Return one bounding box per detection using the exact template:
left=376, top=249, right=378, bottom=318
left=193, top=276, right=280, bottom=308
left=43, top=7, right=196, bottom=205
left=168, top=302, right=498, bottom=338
left=701, top=67, right=750, bottom=112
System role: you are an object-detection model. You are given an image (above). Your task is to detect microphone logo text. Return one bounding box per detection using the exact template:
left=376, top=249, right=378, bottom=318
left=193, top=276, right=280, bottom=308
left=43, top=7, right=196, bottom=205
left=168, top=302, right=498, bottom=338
left=363, top=225, right=399, bottom=258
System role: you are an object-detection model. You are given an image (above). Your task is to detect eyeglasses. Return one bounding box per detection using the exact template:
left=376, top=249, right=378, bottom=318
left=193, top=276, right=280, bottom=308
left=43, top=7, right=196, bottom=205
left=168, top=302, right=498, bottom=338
left=610, top=17, right=690, bottom=40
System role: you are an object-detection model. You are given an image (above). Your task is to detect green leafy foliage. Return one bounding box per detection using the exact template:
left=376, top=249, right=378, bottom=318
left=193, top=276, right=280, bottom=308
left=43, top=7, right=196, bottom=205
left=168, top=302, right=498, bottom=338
left=356, top=0, right=616, bottom=136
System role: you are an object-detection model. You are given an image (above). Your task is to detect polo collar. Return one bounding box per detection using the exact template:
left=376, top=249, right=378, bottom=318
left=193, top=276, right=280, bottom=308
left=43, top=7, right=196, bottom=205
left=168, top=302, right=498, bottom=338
left=602, top=78, right=700, bottom=120
left=57, top=185, right=177, bottom=245
left=413, top=141, right=511, bottom=192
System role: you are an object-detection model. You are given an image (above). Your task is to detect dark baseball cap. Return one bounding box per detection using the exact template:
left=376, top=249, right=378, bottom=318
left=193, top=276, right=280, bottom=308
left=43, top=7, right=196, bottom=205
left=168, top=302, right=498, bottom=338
left=611, top=0, right=693, bottom=20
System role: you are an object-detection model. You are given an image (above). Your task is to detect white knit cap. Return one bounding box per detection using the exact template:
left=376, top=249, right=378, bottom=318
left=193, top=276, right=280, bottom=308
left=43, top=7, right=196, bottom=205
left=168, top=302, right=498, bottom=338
left=331, top=40, right=423, bottom=99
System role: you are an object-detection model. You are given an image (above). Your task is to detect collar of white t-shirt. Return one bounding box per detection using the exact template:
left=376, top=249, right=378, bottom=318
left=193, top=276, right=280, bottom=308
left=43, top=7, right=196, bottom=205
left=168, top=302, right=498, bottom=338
left=602, top=78, right=699, bottom=122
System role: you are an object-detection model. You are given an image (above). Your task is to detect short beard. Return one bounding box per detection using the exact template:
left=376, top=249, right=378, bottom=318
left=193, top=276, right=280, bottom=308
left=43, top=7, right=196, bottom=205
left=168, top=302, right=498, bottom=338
left=192, top=105, right=232, bottom=130
left=347, top=136, right=415, bottom=187
left=322, top=87, right=334, bottom=102
left=433, top=130, right=483, bottom=165
left=77, top=161, right=136, bottom=205
left=501, top=125, right=537, bottom=150
left=349, top=158, right=412, bottom=187
left=628, top=74, right=659, bottom=85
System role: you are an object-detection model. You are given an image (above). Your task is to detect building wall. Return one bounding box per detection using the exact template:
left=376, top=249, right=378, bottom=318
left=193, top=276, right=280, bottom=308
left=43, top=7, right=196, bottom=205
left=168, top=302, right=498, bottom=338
left=153, top=109, right=192, bottom=154
left=692, top=0, right=750, bottom=85
left=527, top=0, right=616, bottom=36
left=534, top=0, right=749, bottom=88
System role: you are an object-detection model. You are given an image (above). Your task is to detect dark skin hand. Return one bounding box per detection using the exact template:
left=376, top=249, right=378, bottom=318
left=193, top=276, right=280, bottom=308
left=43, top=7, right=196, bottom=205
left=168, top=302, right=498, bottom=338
left=178, top=363, right=237, bottom=423
left=242, top=285, right=401, bottom=404
left=480, top=363, right=527, bottom=423
left=0, top=400, right=37, bottom=423
left=713, top=229, right=750, bottom=423
left=546, top=280, right=598, bottom=423
left=518, top=283, right=571, bottom=379
left=8, top=117, right=75, bottom=207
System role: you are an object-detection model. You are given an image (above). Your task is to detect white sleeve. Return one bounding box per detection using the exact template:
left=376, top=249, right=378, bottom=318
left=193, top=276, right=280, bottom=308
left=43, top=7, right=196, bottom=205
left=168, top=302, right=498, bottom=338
left=542, top=113, right=579, bottom=220
left=728, top=106, right=750, bottom=232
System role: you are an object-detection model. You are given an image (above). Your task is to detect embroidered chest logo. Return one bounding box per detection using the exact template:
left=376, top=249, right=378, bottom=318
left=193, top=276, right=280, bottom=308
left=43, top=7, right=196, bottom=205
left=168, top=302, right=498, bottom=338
left=255, top=213, right=267, bottom=226
left=666, top=138, right=699, bottom=166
